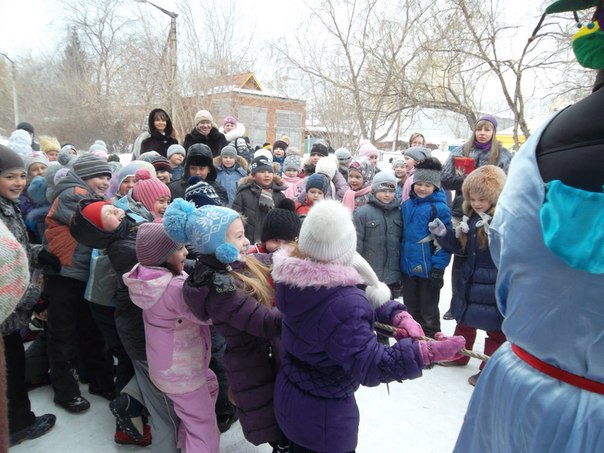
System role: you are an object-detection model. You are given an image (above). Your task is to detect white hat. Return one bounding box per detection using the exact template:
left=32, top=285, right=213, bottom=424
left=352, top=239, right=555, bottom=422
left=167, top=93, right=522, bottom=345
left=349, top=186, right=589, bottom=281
left=298, top=199, right=356, bottom=265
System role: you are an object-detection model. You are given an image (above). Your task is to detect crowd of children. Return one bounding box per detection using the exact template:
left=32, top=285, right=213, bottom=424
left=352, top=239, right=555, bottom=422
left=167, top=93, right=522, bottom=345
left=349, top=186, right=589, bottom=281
left=4, top=107, right=521, bottom=452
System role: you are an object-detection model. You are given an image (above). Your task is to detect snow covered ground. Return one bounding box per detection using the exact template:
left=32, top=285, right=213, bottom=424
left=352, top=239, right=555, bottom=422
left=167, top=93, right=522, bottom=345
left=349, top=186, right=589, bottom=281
left=12, top=265, right=485, bottom=453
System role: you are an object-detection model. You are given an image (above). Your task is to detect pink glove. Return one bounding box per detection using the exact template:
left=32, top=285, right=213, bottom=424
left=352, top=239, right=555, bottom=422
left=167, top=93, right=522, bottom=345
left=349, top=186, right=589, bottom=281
left=392, top=311, right=425, bottom=340
left=417, top=334, right=465, bottom=367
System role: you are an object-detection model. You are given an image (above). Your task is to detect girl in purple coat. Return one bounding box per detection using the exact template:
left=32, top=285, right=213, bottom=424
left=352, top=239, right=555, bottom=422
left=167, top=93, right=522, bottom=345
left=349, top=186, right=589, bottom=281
left=163, top=199, right=286, bottom=452
left=271, top=200, right=465, bottom=453
left=123, top=222, right=219, bottom=453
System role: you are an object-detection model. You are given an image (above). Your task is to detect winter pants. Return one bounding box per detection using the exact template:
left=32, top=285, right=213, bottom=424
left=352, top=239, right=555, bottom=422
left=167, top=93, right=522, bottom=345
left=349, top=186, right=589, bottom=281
left=25, top=330, right=49, bottom=385
left=129, top=360, right=180, bottom=453
left=88, top=302, right=134, bottom=393
left=400, top=274, right=442, bottom=338
left=448, top=325, right=506, bottom=369
left=209, top=326, right=236, bottom=420
left=168, top=371, right=220, bottom=453
left=288, top=440, right=355, bottom=453
left=46, top=275, right=114, bottom=401
left=3, top=332, right=36, bottom=433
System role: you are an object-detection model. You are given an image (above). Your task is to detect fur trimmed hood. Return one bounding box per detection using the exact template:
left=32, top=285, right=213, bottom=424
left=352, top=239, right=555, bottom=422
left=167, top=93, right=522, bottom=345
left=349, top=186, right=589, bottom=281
left=272, top=248, right=362, bottom=289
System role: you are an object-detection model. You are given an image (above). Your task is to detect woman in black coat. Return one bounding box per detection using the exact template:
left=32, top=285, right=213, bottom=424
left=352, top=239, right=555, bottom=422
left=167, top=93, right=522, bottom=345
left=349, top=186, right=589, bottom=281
left=140, top=108, right=178, bottom=157
left=182, top=109, right=227, bottom=157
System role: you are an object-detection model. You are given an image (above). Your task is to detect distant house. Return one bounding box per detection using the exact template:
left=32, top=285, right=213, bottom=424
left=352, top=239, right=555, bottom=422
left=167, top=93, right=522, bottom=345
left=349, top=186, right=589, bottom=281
left=181, top=72, right=306, bottom=149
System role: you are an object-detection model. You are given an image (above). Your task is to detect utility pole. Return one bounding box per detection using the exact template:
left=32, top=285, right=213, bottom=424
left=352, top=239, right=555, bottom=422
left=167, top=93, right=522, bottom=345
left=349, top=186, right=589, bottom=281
left=0, top=53, right=19, bottom=126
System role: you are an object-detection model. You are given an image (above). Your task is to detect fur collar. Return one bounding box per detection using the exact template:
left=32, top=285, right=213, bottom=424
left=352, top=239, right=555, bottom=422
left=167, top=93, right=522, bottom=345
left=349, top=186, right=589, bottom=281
left=272, top=248, right=362, bottom=288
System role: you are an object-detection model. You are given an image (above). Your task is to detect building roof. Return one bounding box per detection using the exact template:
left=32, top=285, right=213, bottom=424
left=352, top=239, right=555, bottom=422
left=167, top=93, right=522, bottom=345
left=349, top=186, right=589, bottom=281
left=204, top=72, right=263, bottom=92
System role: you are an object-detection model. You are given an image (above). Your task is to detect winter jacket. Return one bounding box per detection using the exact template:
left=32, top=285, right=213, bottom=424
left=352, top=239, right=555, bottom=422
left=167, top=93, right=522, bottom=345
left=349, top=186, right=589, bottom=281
left=0, top=196, right=42, bottom=335
left=271, top=249, right=424, bottom=452
left=214, top=156, right=248, bottom=207
left=400, top=189, right=452, bottom=278
left=123, top=264, right=213, bottom=394
left=441, top=145, right=512, bottom=218
left=140, top=108, right=178, bottom=157
left=232, top=175, right=286, bottom=243
left=70, top=199, right=148, bottom=361
left=183, top=127, right=227, bottom=157
left=182, top=254, right=282, bottom=446
left=353, top=194, right=402, bottom=285
left=44, top=171, right=102, bottom=282
left=438, top=214, right=502, bottom=331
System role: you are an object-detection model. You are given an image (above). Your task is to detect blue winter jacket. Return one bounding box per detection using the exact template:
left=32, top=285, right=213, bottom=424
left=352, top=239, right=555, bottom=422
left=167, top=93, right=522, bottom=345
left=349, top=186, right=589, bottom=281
left=400, top=189, right=452, bottom=278
left=438, top=214, right=502, bottom=331
left=215, top=162, right=247, bottom=207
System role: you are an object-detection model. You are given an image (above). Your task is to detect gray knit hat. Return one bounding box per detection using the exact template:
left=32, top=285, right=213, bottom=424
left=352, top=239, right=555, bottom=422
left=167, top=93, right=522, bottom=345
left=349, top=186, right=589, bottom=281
left=334, top=147, right=352, bottom=165
left=371, top=170, right=397, bottom=192
left=220, top=145, right=237, bottom=158
left=283, top=155, right=302, bottom=173
left=136, top=222, right=180, bottom=266
left=404, top=146, right=431, bottom=163
left=72, top=154, right=112, bottom=180
left=0, top=145, right=26, bottom=175
left=413, top=158, right=442, bottom=191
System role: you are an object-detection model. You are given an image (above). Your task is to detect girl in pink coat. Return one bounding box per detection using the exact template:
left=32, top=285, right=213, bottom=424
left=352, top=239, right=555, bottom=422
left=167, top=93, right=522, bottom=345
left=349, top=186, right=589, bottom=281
left=123, top=222, right=219, bottom=453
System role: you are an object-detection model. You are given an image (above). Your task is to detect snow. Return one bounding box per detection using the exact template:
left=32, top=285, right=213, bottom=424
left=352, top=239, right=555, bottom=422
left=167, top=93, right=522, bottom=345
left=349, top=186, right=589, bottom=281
left=12, top=264, right=485, bottom=452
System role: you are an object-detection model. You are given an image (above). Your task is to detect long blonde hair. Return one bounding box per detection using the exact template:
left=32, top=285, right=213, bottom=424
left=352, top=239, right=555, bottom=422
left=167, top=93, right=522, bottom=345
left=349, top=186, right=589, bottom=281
left=231, top=255, right=274, bottom=309
left=462, top=119, right=502, bottom=165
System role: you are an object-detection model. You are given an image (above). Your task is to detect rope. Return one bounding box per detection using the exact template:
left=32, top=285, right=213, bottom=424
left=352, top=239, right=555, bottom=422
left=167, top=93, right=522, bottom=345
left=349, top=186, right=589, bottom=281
left=374, top=321, right=490, bottom=363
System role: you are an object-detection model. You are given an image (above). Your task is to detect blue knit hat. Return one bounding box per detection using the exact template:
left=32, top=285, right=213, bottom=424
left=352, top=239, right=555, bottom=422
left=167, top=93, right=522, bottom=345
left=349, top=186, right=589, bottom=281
left=163, top=198, right=241, bottom=264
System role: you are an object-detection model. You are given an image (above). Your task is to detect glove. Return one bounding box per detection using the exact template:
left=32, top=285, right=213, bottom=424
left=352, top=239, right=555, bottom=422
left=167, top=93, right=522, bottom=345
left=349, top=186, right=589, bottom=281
left=417, top=334, right=465, bottom=367
left=429, top=269, right=444, bottom=289
left=38, top=250, right=61, bottom=273
left=392, top=311, right=425, bottom=340
left=428, top=218, right=447, bottom=237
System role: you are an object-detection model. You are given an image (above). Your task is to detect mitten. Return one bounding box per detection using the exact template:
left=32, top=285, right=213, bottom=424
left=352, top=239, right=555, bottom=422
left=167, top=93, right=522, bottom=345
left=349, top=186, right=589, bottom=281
left=392, top=311, right=425, bottom=340
left=417, top=335, right=465, bottom=367
left=428, top=218, right=447, bottom=237
left=429, top=268, right=444, bottom=289
left=38, top=250, right=61, bottom=273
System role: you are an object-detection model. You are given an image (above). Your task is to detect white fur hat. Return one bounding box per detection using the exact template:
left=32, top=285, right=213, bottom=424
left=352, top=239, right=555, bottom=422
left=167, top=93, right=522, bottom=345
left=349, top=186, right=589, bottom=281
left=254, top=148, right=273, bottom=162
left=298, top=199, right=356, bottom=265
left=315, top=155, right=338, bottom=179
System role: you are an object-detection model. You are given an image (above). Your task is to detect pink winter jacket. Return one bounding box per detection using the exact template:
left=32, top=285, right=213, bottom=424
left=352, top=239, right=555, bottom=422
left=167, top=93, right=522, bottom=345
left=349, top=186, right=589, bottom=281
left=123, top=264, right=212, bottom=394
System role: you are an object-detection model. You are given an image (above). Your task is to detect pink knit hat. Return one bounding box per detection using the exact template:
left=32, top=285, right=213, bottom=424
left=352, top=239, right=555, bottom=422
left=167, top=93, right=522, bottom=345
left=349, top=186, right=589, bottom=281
left=223, top=115, right=237, bottom=126
left=135, top=222, right=180, bottom=266
left=131, top=169, right=171, bottom=212
left=358, top=140, right=378, bottom=158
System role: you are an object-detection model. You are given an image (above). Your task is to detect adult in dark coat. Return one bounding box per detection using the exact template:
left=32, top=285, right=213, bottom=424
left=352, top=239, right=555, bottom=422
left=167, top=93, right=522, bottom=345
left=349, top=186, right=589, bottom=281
left=183, top=109, right=227, bottom=157
left=139, top=108, right=178, bottom=158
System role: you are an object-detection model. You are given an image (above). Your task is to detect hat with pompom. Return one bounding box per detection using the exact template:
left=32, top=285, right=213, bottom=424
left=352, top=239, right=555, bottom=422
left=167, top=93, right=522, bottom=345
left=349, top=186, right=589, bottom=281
left=358, top=140, right=378, bottom=158
left=261, top=198, right=301, bottom=243
left=272, top=140, right=288, bottom=152
left=315, top=155, right=338, bottom=179
left=413, top=157, right=443, bottom=190
left=282, top=155, right=302, bottom=173
left=163, top=199, right=242, bottom=264
left=136, top=222, right=181, bottom=267
left=185, top=176, right=221, bottom=207
left=131, top=168, right=171, bottom=212
left=298, top=199, right=356, bottom=265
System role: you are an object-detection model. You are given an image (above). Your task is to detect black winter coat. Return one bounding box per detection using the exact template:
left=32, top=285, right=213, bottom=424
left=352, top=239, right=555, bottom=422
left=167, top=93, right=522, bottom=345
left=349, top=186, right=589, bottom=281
left=183, top=127, right=227, bottom=157
left=140, top=108, right=178, bottom=157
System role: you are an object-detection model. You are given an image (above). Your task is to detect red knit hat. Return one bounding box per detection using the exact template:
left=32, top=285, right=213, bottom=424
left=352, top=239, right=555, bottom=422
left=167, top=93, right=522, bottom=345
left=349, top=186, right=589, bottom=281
left=82, top=201, right=111, bottom=229
left=132, top=169, right=171, bottom=213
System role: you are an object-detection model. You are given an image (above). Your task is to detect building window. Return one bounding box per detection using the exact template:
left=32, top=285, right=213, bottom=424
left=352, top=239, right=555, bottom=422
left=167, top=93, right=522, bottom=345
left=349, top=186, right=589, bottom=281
left=238, top=106, right=267, bottom=147
left=276, top=110, right=302, bottom=148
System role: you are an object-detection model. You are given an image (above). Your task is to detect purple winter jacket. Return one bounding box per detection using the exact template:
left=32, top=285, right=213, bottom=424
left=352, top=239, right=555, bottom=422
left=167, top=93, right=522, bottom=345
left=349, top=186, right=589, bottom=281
left=271, top=249, right=424, bottom=452
left=182, top=253, right=282, bottom=446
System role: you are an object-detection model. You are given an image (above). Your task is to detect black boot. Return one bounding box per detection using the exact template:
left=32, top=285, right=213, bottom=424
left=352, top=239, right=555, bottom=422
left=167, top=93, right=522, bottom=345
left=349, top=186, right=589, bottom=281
left=9, top=414, right=56, bottom=446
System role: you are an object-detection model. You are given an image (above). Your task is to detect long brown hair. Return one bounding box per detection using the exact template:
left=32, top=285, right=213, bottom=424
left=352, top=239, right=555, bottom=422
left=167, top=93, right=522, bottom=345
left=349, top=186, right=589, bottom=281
left=462, top=119, right=502, bottom=165
left=457, top=204, right=495, bottom=251
left=231, top=255, right=274, bottom=309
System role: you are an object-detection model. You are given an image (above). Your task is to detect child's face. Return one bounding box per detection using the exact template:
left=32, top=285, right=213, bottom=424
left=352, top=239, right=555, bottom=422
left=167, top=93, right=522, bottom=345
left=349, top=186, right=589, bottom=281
left=307, top=188, right=324, bottom=203
left=222, top=156, right=235, bottom=168
left=223, top=122, right=236, bottom=133
left=196, top=120, right=212, bottom=135
left=309, top=153, right=322, bottom=165
left=86, top=175, right=111, bottom=197
left=348, top=170, right=364, bottom=190
left=28, top=163, right=48, bottom=179
left=284, top=169, right=298, bottom=177
left=413, top=182, right=436, bottom=198
left=189, top=165, right=210, bottom=180
left=367, top=153, right=378, bottom=166
left=46, top=151, right=59, bottom=162
left=101, top=204, right=125, bottom=231
left=375, top=189, right=395, bottom=204
left=226, top=218, right=249, bottom=259
left=153, top=195, right=171, bottom=218
left=404, top=156, right=416, bottom=170
left=119, top=176, right=136, bottom=196
left=469, top=193, right=492, bottom=214
left=169, top=153, right=184, bottom=166
left=394, top=165, right=406, bottom=178
left=410, top=136, right=425, bottom=147
left=254, top=170, right=273, bottom=187
left=475, top=124, right=494, bottom=144
left=154, top=116, right=167, bottom=133
left=167, top=245, right=188, bottom=273
left=264, top=238, right=289, bottom=253
left=273, top=148, right=285, bottom=158
left=0, top=169, right=27, bottom=201
left=156, top=170, right=172, bottom=184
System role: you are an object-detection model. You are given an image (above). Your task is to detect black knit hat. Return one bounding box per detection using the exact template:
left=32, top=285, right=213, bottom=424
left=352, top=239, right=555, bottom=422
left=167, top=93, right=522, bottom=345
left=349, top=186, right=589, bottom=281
left=0, top=144, right=25, bottom=174
left=250, top=156, right=274, bottom=175
left=272, top=140, right=288, bottom=152
left=310, top=143, right=329, bottom=157
left=72, top=154, right=112, bottom=181
left=261, top=198, right=302, bottom=243
left=16, top=122, right=34, bottom=135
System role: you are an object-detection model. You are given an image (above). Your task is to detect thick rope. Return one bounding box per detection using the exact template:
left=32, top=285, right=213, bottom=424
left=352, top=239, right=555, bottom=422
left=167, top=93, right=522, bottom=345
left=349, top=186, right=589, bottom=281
left=374, top=321, right=490, bottom=363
